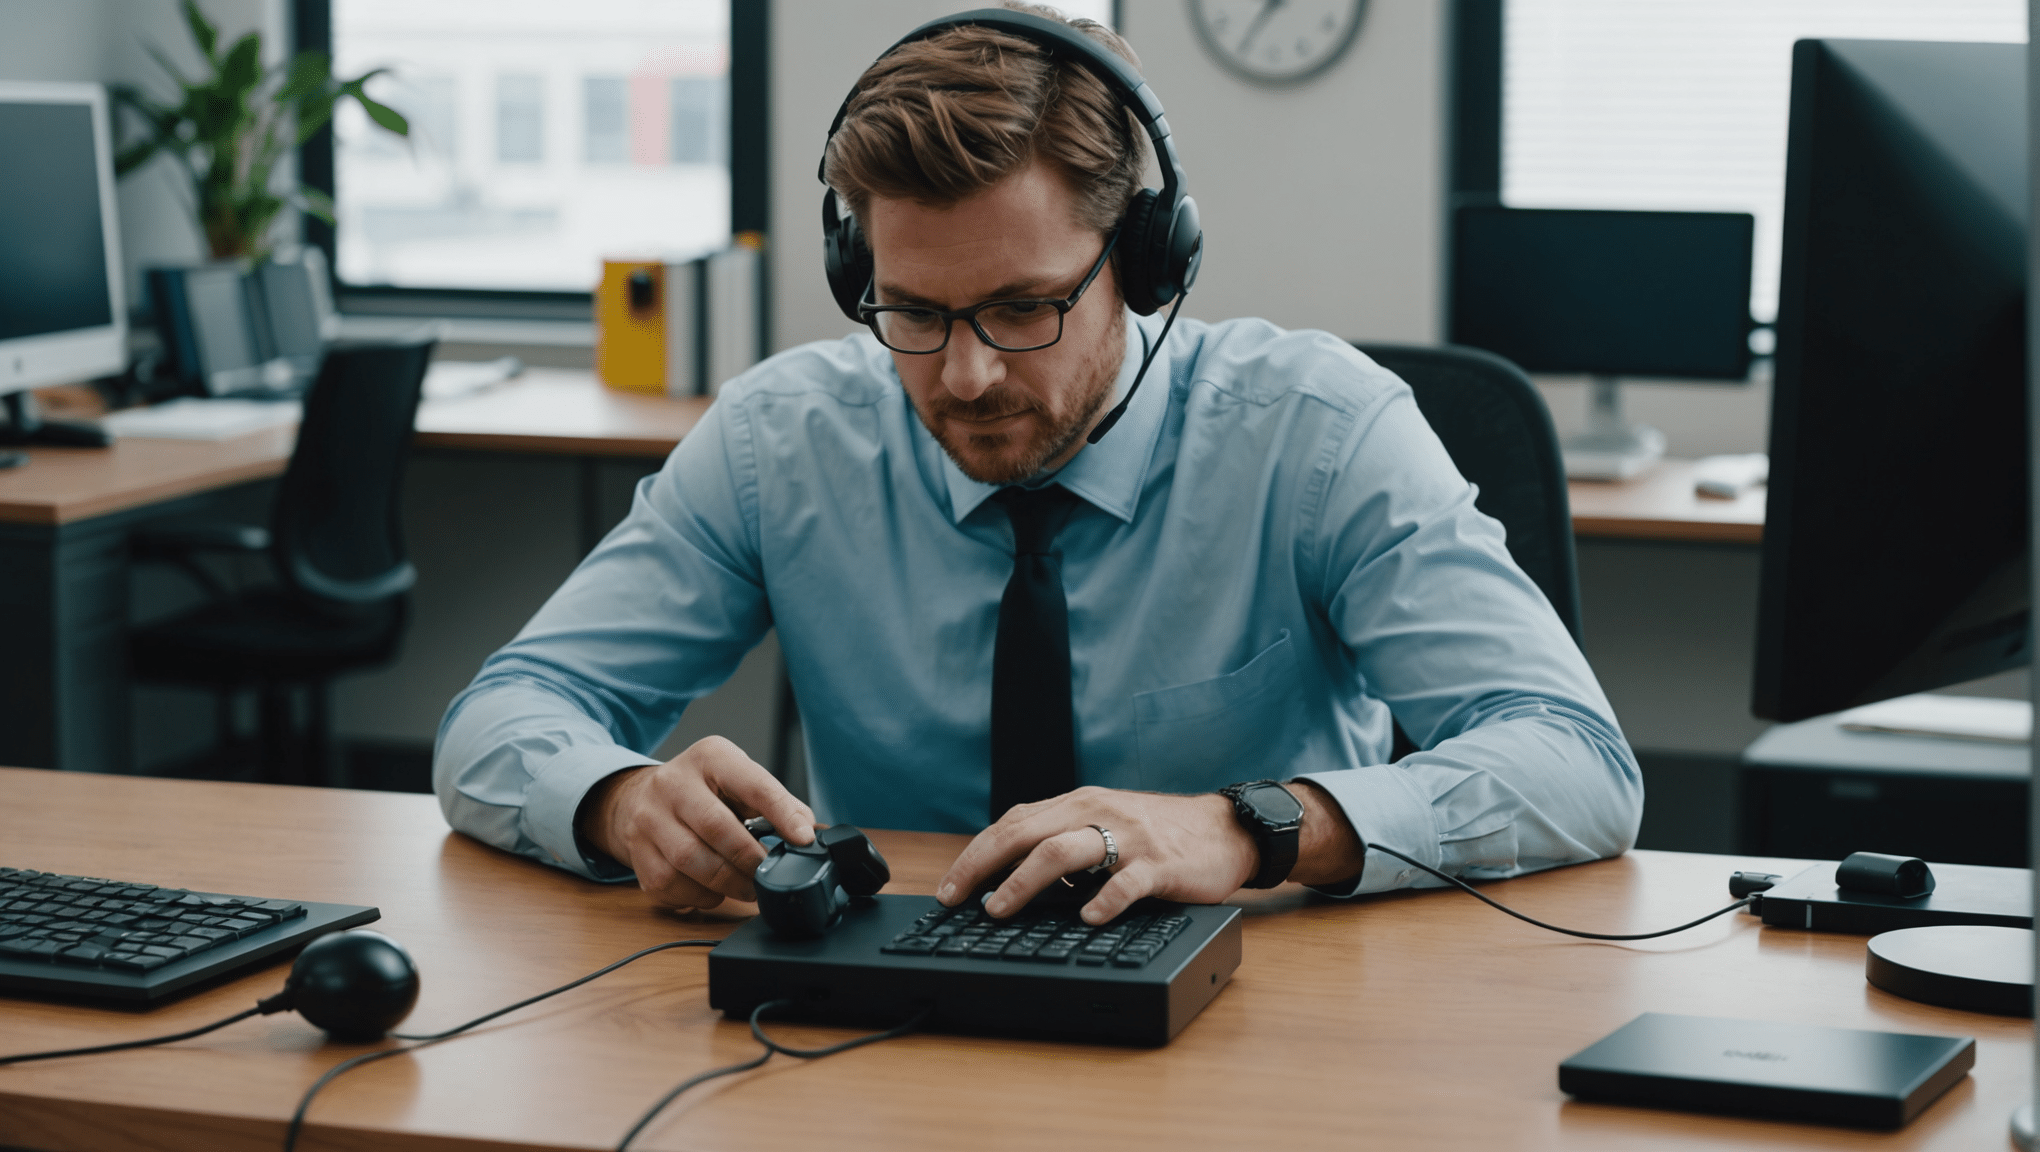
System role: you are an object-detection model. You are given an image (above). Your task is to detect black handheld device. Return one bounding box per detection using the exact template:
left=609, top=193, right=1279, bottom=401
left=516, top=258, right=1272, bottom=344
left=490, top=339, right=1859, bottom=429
left=753, top=825, right=893, bottom=938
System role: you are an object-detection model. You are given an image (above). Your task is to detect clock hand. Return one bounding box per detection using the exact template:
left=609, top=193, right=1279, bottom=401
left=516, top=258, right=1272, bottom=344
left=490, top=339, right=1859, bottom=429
left=1236, top=0, right=1285, bottom=56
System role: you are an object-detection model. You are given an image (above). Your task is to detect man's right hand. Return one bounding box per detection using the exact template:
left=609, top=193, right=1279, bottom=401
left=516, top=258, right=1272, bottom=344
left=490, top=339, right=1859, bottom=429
left=577, top=735, right=816, bottom=909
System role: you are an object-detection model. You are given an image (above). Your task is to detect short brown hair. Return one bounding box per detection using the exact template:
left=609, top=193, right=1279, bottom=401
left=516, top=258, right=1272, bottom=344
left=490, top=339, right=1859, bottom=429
left=823, top=4, right=1148, bottom=237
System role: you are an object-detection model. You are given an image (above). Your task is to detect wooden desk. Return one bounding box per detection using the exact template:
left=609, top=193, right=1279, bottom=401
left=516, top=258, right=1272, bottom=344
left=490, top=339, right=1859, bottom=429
left=1569, top=459, right=1766, bottom=545
left=0, top=767, right=2025, bottom=1151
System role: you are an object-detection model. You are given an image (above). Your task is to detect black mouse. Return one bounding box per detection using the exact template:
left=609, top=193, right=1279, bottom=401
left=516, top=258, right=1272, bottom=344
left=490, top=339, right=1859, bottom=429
left=277, top=929, right=420, bottom=1041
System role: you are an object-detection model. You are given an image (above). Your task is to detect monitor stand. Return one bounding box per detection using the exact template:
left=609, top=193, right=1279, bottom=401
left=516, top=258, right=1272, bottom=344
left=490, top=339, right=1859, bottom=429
left=1561, top=376, right=1664, bottom=481
left=0, top=390, right=112, bottom=449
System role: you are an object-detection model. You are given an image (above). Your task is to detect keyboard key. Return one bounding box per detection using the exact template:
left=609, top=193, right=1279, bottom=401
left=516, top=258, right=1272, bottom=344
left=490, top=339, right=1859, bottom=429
left=102, top=952, right=169, bottom=972
left=880, top=936, right=938, bottom=955
left=56, top=944, right=109, bottom=965
left=0, top=938, right=43, bottom=957
left=934, top=938, right=973, bottom=957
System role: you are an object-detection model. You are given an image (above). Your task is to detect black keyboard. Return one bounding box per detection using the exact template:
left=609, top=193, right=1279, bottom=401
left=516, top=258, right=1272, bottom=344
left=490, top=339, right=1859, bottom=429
left=880, top=903, right=1194, bottom=967
left=0, top=867, right=379, bottom=1003
left=710, top=894, right=1241, bottom=1046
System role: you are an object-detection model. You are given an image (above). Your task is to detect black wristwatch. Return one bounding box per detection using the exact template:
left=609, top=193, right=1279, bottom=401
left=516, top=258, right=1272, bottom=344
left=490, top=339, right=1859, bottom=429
left=1218, top=780, right=1305, bottom=889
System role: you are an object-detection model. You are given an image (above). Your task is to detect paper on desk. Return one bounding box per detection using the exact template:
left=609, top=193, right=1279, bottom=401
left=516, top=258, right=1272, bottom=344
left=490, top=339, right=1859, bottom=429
left=1837, top=694, right=2031, bottom=744
left=100, top=398, right=302, bottom=440
left=422, top=356, right=523, bottom=400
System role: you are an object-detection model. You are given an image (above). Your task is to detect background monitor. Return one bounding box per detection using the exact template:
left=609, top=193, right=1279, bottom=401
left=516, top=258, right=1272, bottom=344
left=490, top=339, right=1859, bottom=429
left=1450, top=206, right=1755, bottom=381
left=1753, top=38, right=2028, bottom=724
left=0, top=81, right=126, bottom=399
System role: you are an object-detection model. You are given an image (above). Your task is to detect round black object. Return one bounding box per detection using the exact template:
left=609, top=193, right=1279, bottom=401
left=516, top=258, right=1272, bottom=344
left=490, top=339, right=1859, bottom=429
left=288, top=930, right=421, bottom=1041
left=1866, top=925, right=2032, bottom=1016
left=1836, top=852, right=1936, bottom=899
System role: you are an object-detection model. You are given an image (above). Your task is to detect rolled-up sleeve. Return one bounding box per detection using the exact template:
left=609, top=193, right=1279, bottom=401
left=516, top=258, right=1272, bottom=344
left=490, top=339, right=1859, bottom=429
left=434, top=398, right=773, bottom=880
left=1292, top=383, right=1642, bottom=896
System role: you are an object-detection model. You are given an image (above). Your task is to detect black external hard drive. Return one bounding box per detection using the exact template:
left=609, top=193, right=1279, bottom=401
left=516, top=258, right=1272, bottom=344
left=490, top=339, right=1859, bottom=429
left=1759, top=861, right=2030, bottom=935
left=1559, top=1013, right=1974, bottom=1128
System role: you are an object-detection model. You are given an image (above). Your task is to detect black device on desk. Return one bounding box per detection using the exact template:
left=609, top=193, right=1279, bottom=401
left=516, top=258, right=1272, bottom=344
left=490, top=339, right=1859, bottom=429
left=0, top=866, right=379, bottom=1002
left=709, top=826, right=1243, bottom=1046
left=148, top=246, right=334, bottom=400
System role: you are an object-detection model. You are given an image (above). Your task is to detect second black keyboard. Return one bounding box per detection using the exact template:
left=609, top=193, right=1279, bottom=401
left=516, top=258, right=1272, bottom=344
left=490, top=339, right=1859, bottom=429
left=0, top=867, right=380, bottom=1002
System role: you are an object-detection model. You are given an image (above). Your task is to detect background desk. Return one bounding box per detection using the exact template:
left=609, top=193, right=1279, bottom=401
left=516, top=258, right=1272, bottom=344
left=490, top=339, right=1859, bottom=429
left=0, top=372, right=703, bottom=775
left=0, top=766, right=2023, bottom=1151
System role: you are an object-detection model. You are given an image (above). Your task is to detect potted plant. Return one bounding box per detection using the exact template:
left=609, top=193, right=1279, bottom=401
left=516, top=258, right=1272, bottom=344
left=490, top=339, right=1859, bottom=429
left=111, top=0, right=409, bottom=263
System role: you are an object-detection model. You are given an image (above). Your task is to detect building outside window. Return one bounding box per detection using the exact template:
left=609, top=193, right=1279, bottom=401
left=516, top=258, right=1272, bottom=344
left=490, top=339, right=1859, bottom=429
left=331, top=0, right=729, bottom=292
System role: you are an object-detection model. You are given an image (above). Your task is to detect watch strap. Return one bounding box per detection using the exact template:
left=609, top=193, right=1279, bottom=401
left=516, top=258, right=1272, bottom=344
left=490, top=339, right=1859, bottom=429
left=1221, top=780, right=1302, bottom=889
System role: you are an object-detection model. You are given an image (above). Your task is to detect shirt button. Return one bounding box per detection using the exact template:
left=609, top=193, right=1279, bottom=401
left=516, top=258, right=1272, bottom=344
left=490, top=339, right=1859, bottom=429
left=1397, top=870, right=1412, bottom=884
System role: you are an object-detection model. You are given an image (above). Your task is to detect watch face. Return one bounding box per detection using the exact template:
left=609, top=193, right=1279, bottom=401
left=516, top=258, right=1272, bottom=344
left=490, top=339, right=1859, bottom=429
left=1191, top=0, right=1368, bottom=86
left=1241, top=781, right=1305, bottom=828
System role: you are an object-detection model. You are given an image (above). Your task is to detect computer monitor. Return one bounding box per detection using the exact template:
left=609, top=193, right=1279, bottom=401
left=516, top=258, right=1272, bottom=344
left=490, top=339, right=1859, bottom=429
left=1752, top=38, right=2027, bottom=725
left=1450, top=206, right=1755, bottom=479
left=0, top=82, right=125, bottom=448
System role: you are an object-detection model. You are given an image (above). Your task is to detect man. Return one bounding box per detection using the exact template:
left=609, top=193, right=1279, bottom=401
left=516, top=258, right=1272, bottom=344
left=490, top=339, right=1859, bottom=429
left=435, top=7, right=1641, bottom=928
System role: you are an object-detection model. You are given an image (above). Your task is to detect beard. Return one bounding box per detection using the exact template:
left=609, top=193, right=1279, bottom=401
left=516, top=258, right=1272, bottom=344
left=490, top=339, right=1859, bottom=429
left=911, top=309, right=1125, bottom=486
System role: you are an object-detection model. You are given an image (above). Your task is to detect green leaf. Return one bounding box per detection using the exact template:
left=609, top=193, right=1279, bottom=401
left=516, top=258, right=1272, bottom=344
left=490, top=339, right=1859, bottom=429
left=142, top=42, right=192, bottom=90
left=294, top=90, right=337, bottom=145
left=277, top=50, right=330, bottom=99
left=180, top=0, right=217, bottom=63
left=354, top=93, right=410, bottom=136
left=113, top=137, right=163, bottom=176
left=294, top=186, right=337, bottom=224
left=219, top=33, right=263, bottom=99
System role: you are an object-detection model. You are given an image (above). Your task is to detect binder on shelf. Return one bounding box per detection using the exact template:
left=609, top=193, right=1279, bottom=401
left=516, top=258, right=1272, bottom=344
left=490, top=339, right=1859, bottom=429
left=597, top=241, right=761, bottom=399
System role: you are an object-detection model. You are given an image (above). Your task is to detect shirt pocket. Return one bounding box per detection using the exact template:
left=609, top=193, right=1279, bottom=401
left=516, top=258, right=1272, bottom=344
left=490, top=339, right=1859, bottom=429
left=1133, top=631, right=1309, bottom=794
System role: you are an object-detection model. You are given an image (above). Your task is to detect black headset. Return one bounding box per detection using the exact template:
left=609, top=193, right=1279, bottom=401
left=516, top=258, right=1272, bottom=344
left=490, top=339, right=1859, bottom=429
left=819, top=7, right=1202, bottom=324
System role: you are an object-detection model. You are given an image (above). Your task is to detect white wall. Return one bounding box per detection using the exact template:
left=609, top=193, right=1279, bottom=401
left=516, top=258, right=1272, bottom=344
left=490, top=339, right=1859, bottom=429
left=768, top=0, right=1448, bottom=351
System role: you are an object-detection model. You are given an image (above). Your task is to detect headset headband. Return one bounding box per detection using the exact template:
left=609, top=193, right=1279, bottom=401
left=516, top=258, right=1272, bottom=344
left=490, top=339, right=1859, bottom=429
left=816, top=7, right=1188, bottom=208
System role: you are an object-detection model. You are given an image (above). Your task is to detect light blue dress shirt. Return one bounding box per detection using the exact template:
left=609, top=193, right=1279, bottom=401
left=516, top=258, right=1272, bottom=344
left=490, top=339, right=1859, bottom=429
left=435, top=311, right=1642, bottom=894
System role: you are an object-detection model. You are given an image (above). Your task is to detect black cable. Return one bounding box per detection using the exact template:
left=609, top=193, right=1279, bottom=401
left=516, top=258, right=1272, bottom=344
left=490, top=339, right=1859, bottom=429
left=0, top=1005, right=262, bottom=1066
left=1086, top=289, right=1187, bottom=444
left=282, top=938, right=718, bottom=1152
left=615, top=998, right=931, bottom=1152
left=1366, top=843, right=1751, bottom=941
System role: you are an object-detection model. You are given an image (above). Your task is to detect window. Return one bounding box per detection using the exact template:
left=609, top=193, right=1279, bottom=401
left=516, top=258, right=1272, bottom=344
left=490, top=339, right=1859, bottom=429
left=584, top=77, right=628, bottom=164
left=1498, top=0, right=2025, bottom=322
left=326, top=0, right=731, bottom=293
left=495, top=74, right=544, bottom=164
left=670, top=76, right=726, bottom=166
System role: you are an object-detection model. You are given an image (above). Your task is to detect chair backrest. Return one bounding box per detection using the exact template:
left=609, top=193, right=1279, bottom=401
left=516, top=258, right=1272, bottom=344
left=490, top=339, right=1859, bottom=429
left=272, top=338, right=435, bottom=608
left=1353, top=343, right=1583, bottom=645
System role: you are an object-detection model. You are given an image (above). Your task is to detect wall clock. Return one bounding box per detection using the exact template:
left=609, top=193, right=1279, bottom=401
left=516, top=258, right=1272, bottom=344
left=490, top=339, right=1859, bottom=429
left=1189, top=0, right=1368, bottom=86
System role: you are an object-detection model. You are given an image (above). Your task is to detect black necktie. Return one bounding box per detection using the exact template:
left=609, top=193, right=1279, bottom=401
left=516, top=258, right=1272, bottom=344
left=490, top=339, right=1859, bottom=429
left=989, top=484, right=1082, bottom=823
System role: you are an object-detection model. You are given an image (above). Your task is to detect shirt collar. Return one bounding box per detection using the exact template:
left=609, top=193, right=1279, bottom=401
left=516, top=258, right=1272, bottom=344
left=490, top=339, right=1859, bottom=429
left=939, top=310, right=1168, bottom=526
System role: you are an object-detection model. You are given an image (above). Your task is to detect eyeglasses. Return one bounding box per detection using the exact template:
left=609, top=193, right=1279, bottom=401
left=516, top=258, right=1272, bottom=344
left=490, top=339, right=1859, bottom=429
left=857, top=230, right=1120, bottom=355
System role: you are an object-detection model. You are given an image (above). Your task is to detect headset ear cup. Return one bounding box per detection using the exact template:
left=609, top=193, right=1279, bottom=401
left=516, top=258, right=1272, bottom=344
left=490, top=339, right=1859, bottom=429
left=822, top=192, right=874, bottom=324
left=1116, top=189, right=1163, bottom=316
left=1167, top=195, right=1203, bottom=301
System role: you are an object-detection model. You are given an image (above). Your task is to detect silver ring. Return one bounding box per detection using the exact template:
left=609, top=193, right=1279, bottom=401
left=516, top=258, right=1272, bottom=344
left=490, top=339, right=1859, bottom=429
left=1086, top=824, right=1119, bottom=874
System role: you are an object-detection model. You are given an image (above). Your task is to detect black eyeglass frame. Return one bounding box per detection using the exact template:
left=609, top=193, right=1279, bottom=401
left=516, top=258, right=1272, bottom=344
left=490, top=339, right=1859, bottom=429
left=856, top=230, right=1122, bottom=354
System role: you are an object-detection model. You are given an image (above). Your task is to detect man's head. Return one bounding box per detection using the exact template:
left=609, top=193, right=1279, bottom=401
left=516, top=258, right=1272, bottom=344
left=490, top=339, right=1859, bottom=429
left=824, top=8, right=1149, bottom=485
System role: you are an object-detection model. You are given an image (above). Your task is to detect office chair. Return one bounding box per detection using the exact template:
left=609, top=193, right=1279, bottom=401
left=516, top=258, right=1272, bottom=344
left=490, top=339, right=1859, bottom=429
left=129, top=339, right=435, bottom=786
left=1354, top=343, right=1581, bottom=764
left=1354, top=342, right=1582, bottom=644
